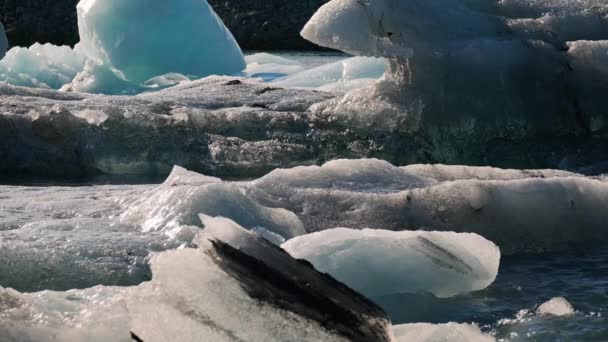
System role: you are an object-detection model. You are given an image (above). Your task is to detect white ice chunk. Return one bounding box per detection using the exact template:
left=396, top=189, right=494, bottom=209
left=402, top=164, right=580, bottom=182
left=0, top=21, right=7, bottom=59
left=282, top=228, right=500, bottom=298
left=245, top=53, right=305, bottom=80
left=0, top=44, right=85, bottom=89
left=121, top=166, right=305, bottom=239
left=272, top=56, right=386, bottom=92
left=537, top=297, right=575, bottom=317
left=76, top=0, right=245, bottom=84
left=392, top=323, right=494, bottom=342
left=253, top=158, right=430, bottom=193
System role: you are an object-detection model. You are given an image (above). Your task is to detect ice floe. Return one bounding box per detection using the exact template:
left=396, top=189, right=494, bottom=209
left=282, top=228, right=500, bottom=298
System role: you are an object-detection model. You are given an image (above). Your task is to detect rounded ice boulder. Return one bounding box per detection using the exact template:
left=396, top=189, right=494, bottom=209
left=282, top=228, right=500, bottom=298
left=76, top=0, right=246, bottom=84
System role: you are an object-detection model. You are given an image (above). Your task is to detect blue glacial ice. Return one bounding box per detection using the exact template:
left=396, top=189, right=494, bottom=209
left=0, top=0, right=245, bottom=94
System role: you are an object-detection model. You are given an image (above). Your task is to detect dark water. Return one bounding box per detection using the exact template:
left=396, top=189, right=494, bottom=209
left=376, top=246, right=608, bottom=341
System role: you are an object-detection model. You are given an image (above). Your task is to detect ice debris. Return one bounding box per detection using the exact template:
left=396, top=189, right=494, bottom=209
left=537, top=297, right=575, bottom=317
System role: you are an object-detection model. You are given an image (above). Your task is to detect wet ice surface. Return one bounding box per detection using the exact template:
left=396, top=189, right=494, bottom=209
left=1, top=160, right=607, bottom=341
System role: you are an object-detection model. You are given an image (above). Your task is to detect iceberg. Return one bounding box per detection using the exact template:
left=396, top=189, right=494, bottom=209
left=0, top=0, right=245, bottom=94
left=301, top=0, right=608, bottom=139
left=76, top=0, right=245, bottom=84
left=282, top=228, right=500, bottom=298
left=0, top=215, right=394, bottom=342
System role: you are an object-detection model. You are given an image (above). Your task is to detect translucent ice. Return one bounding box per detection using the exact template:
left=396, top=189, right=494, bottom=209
left=120, top=166, right=306, bottom=239
left=272, top=56, right=386, bottom=92
left=282, top=228, right=500, bottom=298
left=0, top=0, right=245, bottom=94
left=76, top=0, right=245, bottom=84
left=0, top=44, right=85, bottom=89
left=0, top=215, right=393, bottom=342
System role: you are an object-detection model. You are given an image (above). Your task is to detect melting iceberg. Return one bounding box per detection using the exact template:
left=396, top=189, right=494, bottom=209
left=0, top=0, right=245, bottom=94
left=301, top=0, right=608, bottom=138
left=75, top=0, right=245, bottom=84
left=282, top=228, right=500, bottom=298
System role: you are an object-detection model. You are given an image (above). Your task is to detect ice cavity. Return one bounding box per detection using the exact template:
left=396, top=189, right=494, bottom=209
left=392, top=323, right=494, bottom=342
left=120, top=166, right=306, bottom=240
left=536, top=297, right=575, bottom=317
left=0, top=21, right=7, bottom=59
left=282, top=228, right=500, bottom=298
left=0, top=0, right=245, bottom=94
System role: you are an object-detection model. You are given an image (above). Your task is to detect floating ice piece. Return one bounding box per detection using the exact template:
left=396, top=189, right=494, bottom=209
left=0, top=216, right=393, bottom=342
left=121, top=166, right=306, bottom=239
left=282, top=228, right=500, bottom=298
left=0, top=21, right=7, bottom=59
left=0, top=44, right=85, bottom=89
left=248, top=159, right=608, bottom=254
left=272, top=56, right=386, bottom=92
left=392, top=323, right=494, bottom=342
left=76, top=0, right=245, bottom=84
left=537, top=297, right=575, bottom=317
left=245, top=53, right=305, bottom=81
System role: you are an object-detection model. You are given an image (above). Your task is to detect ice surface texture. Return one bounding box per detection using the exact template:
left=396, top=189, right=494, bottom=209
left=282, top=228, right=500, bottom=298
left=302, top=0, right=608, bottom=144
left=0, top=216, right=393, bottom=342
left=0, top=0, right=245, bottom=94
left=76, top=0, right=245, bottom=83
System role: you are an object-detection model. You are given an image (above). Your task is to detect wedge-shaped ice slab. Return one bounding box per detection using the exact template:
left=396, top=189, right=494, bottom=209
left=0, top=21, right=7, bottom=59
left=0, top=216, right=394, bottom=342
left=282, top=228, right=500, bottom=298
left=392, top=323, right=494, bottom=342
left=76, top=0, right=246, bottom=84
